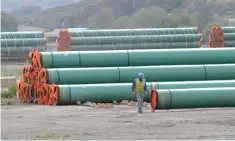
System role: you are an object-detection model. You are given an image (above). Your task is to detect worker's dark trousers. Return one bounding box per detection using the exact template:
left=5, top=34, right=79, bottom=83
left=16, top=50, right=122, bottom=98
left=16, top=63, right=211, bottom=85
left=136, top=92, right=145, bottom=112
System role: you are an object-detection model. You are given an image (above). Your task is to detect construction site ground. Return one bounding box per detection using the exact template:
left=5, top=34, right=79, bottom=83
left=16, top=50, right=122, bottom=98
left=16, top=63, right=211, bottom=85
left=2, top=104, right=235, bottom=140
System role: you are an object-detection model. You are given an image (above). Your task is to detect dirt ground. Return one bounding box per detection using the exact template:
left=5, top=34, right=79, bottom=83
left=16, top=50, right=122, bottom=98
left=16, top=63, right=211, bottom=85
left=1, top=104, right=235, bottom=140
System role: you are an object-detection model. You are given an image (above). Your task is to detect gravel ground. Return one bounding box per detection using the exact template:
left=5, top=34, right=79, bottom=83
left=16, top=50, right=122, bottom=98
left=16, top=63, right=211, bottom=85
left=1, top=104, right=235, bottom=140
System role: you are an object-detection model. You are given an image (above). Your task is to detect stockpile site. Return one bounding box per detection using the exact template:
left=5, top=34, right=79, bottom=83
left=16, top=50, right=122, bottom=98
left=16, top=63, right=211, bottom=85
left=1, top=1, right=235, bottom=138
left=1, top=26, right=235, bottom=140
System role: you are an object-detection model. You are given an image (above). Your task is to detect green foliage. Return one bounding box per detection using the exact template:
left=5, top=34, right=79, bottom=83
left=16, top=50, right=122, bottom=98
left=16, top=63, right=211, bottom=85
left=1, top=0, right=81, bottom=11
left=1, top=84, right=21, bottom=105
left=11, top=6, right=42, bottom=21
left=87, top=8, right=115, bottom=29
left=131, top=6, right=166, bottom=28
left=113, top=15, right=134, bottom=29
left=9, top=0, right=235, bottom=37
left=1, top=12, right=18, bottom=32
left=85, top=6, right=193, bottom=29
left=1, top=84, right=17, bottom=99
left=161, top=14, right=192, bottom=28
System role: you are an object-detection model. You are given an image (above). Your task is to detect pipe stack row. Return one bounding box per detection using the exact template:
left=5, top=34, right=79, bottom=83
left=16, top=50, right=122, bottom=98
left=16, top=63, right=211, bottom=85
left=0, top=31, right=47, bottom=61
left=16, top=48, right=235, bottom=108
left=56, top=27, right=202, bottom=51
left=208, top=26, right=235, bottom=48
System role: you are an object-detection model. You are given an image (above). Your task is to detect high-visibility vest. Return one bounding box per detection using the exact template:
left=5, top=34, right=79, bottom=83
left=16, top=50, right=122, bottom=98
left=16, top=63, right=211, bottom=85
left=135, top=78, right=145, bottom=92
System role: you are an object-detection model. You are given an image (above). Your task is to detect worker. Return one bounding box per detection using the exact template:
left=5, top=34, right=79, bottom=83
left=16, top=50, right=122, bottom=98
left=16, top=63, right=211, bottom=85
left=132, top=72, right=147, bottom=113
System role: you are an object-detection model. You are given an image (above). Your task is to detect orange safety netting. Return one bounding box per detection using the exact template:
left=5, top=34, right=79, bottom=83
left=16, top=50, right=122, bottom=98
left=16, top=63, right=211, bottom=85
left=48, top=84, right=59, bottom=105
left=16, top=67, right=53, bottom=105
left=207, top=26, right=225, bottom=48
left=16, top=48, right=60, bottom=105
left=56, top=29, right=72, bottom=51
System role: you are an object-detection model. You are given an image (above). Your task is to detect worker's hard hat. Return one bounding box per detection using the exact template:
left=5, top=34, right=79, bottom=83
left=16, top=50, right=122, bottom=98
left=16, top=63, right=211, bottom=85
left=138, top=72, right=144, bottom=78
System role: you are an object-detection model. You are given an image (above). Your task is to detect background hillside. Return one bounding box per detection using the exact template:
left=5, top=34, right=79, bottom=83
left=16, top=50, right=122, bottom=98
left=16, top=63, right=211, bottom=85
left=1, top=0, right=235, bottom=42
left=1, top=0, right=81, bottom=11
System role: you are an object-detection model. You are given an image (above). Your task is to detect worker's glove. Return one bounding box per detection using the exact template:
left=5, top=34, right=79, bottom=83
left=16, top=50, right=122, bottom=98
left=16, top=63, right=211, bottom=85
left=132, top=92, right=136, bottom=95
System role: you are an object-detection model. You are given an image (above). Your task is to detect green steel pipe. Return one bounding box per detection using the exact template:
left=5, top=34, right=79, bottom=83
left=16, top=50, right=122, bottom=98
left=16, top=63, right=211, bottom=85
left=39, top=48, right=235, bottom=68
left=221, top=27, right=235, bottom=33
left=70, top=34, right=201, bottom=45
left=68, top=27, right=199, bottom=37
left=223, top=33, right=235, bottom=40
left=70, top=42, right=200, bottom=51
left=79, top=50, right=129, bottom=67
left=1, top=46, right=45, bottom=54
left=152, top=87, right=235, bottom=109
left=119, top=65, right=206, bottom=82
left=204, top=64, right=235, bottom=80
left=40, top=52, right=80, bottom=69
left=119, top=64, right=235, bottom=83
left=47, top=67, right=120, bottom=84
left=154, top=80, right=235, bottom=89
left=57, top=83, right=152, bottom=105
left=40, top=50, right=129, bottom=68
left=55, top=80, right=235, bottom=105
left=0, top=31, right=45, bottom=39
left=46, top=64, right=235, bottom=85
left=128, top=48, right=235, bottom=66
left=1, top=38, right=47, bottom=47
left=225, top=41, right=235, bottom=47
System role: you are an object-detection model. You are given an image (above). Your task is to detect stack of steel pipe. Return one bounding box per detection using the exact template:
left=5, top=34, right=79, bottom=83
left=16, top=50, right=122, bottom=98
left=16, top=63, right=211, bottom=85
left=56, top=27, right=202, bottom=51
left=49, top=80, right=235, bottom=105
left=150, top=87, right=235, bottom=111
left=0, top=31, right=47, bottom=61
left=16, top=48, right=235, bottom=108
left=208, top=26, right=235, bottom=48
